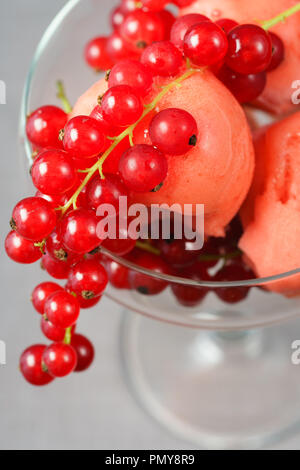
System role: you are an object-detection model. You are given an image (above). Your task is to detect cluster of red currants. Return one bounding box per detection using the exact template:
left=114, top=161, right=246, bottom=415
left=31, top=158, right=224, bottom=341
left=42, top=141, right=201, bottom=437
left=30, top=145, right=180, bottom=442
left=85, top=0, right=284, bottom=105
left=6, top=0, right=281, bottom=386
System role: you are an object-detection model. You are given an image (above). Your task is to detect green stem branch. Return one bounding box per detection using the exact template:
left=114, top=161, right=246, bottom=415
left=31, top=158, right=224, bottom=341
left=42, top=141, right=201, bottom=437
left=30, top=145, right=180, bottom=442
left=56, top=80, right=72, bottom=114
left=64, top=327, right=72, bottom=345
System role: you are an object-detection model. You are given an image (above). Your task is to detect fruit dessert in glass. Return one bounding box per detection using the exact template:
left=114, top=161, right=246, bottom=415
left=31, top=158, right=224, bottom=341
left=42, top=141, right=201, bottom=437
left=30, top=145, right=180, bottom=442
left=7, top=0, right=300, bottom=448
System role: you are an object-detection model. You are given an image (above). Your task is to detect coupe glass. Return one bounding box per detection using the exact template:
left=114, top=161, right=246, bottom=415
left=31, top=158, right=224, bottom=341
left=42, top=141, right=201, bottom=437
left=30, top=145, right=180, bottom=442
left=20, top=0, right=300, bottom=449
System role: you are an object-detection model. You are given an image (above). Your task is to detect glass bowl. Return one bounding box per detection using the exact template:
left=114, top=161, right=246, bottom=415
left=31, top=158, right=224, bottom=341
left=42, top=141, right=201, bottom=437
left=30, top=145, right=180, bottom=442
left=20, top=0, right=300, bottom=449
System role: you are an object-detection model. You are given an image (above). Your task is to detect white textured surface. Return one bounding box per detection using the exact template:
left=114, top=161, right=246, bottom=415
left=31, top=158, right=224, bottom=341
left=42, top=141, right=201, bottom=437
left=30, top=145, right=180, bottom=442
left=0, top=0, right=299, bottom=450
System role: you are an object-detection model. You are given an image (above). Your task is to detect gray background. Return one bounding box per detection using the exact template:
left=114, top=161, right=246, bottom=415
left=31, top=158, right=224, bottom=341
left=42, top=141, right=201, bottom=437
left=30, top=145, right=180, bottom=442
left=0, top=0, right=298, bottom=450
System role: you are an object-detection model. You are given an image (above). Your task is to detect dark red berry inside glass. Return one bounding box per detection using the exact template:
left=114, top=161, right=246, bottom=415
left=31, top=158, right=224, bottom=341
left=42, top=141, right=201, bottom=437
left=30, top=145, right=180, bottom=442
left=26, top=105, right=67, bottom=150
left=172, top=268, right=209, bottom=307
left=129, top=251, right=171, bottom=295
left=170, top=13, right=211, bottom=51
left=111, top=6, right=126, bottom=30
left=217, top=64, right=266, bottom=103
left=157, top=238, right=202, bottom=269
left=104, top=258, right=131, bottom=289
left=141, top=0, right=168, bottom=11
left=84, top=36, right=114, bottom=71
left=42, top=252, right=70, bottom=280
left=108, top=59, right=153, bottom=97
left=42, top=343, right=77, bottom=378
left=63, top=116, right=106, bottom=159
left=226, top=24, right=272, bottom=75
left=68, top=259, right=108, bottom=299
left=106, top=31, right=136, bottom=63
left=215, top=18, right=239, bottom=34
left=12, top=197, right=56, bottom=241
left=184, top=22, right=228, bottom=66
left=20, top=345, right=54, bottom=386
left=61, top=209, right=101, bottom=254
left=214, top=262, right=253, bottom=304
left=45, top=290, right=80, bottom=328
left=86, top=174, right=128, bottom=212
left=71, top=334, right=95, bottom=372
left=120, top=10, right=165, bottom=51
left=5, top=231, right=42, bottom=264
left=141, top=41, right=183, bottom=77
left=45, top=228, right=82, bottom=266
left=267, top=32, right=285, bottom=72
left=101, top=218, right=136, bottom=256
left=101, top=85, right=143, bottom=127
left=40, top=317, right=66, bottom=342
left=32, top=282, right=63, bottom=315
left=31, top=149, right=76, bottom=196
left=119, top=144, right=168, bottom=192
left=149, top=108, right=198, bottom=155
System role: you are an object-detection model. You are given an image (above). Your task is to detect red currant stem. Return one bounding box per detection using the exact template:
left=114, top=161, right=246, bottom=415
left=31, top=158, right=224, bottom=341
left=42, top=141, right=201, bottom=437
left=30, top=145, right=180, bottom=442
left=262, top=2, right=300, bottom=30
left=34, top=239, right=46, bottom=255
left=64, top=326, right=72, bottom=345
left=56, top=80, right=72, bottom=114
left=59, top=67, right=198, bottom=215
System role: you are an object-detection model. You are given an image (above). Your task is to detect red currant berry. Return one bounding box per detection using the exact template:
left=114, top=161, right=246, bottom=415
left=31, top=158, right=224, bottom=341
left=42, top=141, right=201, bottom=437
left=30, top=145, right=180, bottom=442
left=141, top=41, right=183, bottom=77
left=32, top=282, right=63, bottom=314
left=157, top=9, right=176, bottom=40
left=11, top=197, right=56, bottom=241
left=172, top=268, right=209, bottom=307
left=35, top=190, right=68, bottom=209
left=77, top=294, right=102, bottom=309
left=141, top=0, right=168, bottom=11
left=119, top=144, right=168, bottom=192
left=68, top=259, right=108, bottom=299
left=173, top=0, right=195, bottom=6
left=84, top=37, right=114, bottom=71
left=217, top=64, right=266, bottom=103
left=120, top=10, right=165, bottom=50
left=101, top=219, right=136, bottom=256
left=170, top=14, right=211, bottom=51
left=26, top=106, right=67, bottom=150
left=45, top=290, right=80, bottom=328
left=45, top=228, right=82, bottom=266
left=267, top=32, right=285, bottom=72
left=215, top=18, right=239, bottom=34
left=86, top=174, right=128, bottom=212
left=108, top=59, right=153, bottom=97
left=5, top=231, right=42, bottom=264
left=103, top=258, right=131, bottom=289
left=106, top=31, right=136, bottom=63
left=101, top=85, right=143, bottom=127
left=31, top=149, right=76, bottom=196
left=71, top=334, right=95, bottom=372
left=121, top=0, right=137, bottom=14
left=129, top=251, right=171, bottom=295
left=43, top=343, right=77, bottom=378
left=214, top=262, right=252, bottom=304
left=42, top=253, right=70, bottom=280
left=149, top=108, right=198, bottom=155
left=226, top=24, right=272, bottom=75
left=111, top=6, right=126, bottom=30
left=41, top=317, right=66, bottom=342
left=61, top=209, right=101, bottom=254
left=90, top=105, right=122, bottom=136
left=20, top=345, right=54, bottom=386
left=63, top=116, right=106, bottom=158
left=184, top=22, right=228, bottom=66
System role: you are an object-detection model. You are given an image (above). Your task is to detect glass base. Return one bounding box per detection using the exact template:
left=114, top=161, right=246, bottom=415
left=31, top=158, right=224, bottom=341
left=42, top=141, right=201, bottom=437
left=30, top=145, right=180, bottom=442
left=120, top=312, right=300, bottom=449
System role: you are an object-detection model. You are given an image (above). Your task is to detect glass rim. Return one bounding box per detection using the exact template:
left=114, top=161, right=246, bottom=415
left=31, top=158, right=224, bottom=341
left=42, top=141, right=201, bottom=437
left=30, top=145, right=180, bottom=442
left=20, top=0, right=300, bottom=289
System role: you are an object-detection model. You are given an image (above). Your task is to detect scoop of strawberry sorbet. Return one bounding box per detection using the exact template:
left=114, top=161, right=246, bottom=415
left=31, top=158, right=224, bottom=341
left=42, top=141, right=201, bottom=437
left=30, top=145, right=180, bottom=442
left=240, top=111, right=300, bottom=296
left=180, top=0, right=300, bottom=116
left=70, top=70, right=254, bottom=237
